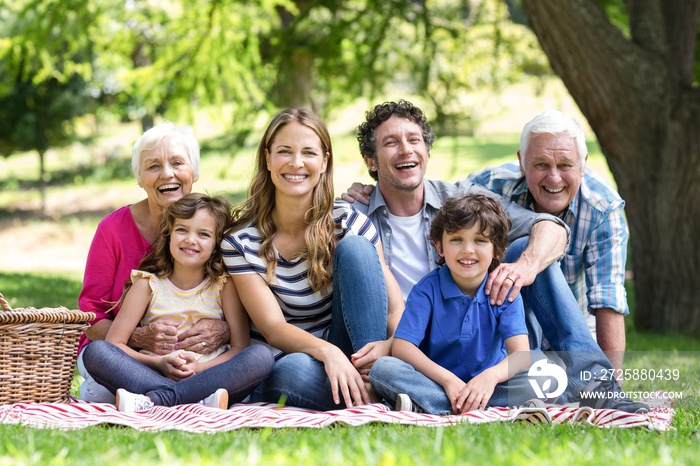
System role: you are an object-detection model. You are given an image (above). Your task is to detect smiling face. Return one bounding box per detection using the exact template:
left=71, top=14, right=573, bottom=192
left=169, top=208, right=217, bottom=271
left=364, top=116, right=428, bottom=193
left=436, top=221, right=495, bottom=296
left=518, top=132, right=586, bottom=216
left=138, top=135, right=197, bottom=210
left=266, top=121, right=328, bottom=200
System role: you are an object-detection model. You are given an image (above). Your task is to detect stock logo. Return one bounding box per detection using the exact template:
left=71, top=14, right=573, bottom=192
left=528, top=359, right=568, bottom=400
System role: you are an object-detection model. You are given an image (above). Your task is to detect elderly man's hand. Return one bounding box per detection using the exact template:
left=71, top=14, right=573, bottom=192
left=485, top=260, right=539, bottom=306
left=129, top=321, right=179, bottom=355
left=175, top=318, right=230, bottom=354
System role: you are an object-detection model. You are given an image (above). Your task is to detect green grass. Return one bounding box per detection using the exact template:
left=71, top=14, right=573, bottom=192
left=1, top=272, right=699, bottom=465
left=1, top=411, right=699, bottom=466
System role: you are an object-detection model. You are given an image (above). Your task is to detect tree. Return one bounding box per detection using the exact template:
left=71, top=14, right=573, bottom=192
left=520, top=0, right=700, bottom=334
left=404, top=0, right=548, bottom=137
left=0, top=1, right=95, bottom=211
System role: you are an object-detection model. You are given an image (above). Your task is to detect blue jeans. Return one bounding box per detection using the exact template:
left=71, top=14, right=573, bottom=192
left=77, top=350, right=116, bottom=403
left=369, top=356, right=540, bottom=415
left=505, top=237, right=612, bottom=398
left=83, top=340, right=274, bottom=407
left=250, top=235, right=388, bottom=411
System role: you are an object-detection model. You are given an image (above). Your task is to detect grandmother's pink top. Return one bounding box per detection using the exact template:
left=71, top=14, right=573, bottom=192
left=77, top=205, right=152, bottom=354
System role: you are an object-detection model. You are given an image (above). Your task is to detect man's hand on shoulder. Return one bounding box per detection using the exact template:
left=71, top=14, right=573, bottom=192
left=340, top=182, right=374, bottom=205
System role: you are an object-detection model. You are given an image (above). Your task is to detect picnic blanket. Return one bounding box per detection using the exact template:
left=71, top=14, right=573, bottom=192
left=0, top=399, right=675, bottom=432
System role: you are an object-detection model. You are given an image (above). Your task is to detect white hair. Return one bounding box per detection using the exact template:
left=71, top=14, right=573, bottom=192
left=520, top=110, right=588, bottom=164
left=131, top=122, right=200, bottom=182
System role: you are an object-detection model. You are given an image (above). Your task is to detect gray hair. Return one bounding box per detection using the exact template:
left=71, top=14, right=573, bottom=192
left=520, top=110, right=588, bottom=164
left=131, top=122, right=200, bottom=182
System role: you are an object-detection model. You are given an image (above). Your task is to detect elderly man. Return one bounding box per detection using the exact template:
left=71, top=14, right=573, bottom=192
left=343, top=100, right=647, bottom=412
left=468, top=110, right=628, bottom=372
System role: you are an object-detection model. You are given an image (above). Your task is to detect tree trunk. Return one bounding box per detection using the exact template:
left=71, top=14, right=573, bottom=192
left=270, top=2, right=315, bottom=110
left=521, top=0, right=700, bottom=334
left=38, top=149, right=47, bottom=214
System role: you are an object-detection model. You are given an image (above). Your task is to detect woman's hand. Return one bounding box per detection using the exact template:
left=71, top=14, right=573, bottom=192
left=129, top=321, right=179, bottom=354
left=176, top=319, right=230, bottom=354
left=320, top=345, right=370, bottom=408
left=351, top=339, right=392, bottom=381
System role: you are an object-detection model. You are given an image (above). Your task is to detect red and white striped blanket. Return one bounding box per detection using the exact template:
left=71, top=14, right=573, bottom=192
left=0, top=399, right=674, bottom=432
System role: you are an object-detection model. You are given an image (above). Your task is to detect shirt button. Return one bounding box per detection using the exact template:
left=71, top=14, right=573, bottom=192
left=385, top=232, right=391, bottom=238
left=383, top=209, right=387, bottom=215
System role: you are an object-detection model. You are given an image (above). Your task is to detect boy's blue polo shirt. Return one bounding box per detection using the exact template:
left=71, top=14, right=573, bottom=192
left=394, top=266, right=528, bottom=382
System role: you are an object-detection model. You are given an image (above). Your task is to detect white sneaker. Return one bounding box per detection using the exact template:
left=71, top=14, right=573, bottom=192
left=199, top=388, right=228, bottom=409
left=395, top=393, right=424, bottom=413
left=116, top=388, right=154, bottom=412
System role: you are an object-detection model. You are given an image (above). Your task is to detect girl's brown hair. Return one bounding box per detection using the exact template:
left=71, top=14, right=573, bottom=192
left=115, top=193, right=232, bottom=310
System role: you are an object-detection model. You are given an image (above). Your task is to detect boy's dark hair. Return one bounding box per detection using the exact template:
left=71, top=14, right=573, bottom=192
left=356, top=100, right=435, bottom=181
left=429, top=193, right=511, bottom=271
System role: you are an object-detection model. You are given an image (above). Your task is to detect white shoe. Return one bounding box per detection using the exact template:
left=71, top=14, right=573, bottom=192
left=395, top=393, right=423, bottom=413
left=116, top=388, right=154, bottom=412
left=199, top=388, right=228, bottom=409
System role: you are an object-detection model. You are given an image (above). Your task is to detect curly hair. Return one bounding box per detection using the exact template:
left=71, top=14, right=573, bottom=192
left=115, top=193, right=232, bottom=309
left=429, top=193, right=511, bottom=272
left=356, top=100, right=435, bottom=181
left=230, top=108, right=336, bottom=293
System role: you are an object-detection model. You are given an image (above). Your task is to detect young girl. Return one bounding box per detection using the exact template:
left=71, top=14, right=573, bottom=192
left=82, top=193, right=274, bottom=412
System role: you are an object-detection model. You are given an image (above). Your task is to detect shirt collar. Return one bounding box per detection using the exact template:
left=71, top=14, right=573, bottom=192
left=438, top=265, right=488, bottom=303
left=369, top=181, right=438, bottom=215
left=367, top=183, right=389, bottom=216
left=423, top=180, right=446, bottom=212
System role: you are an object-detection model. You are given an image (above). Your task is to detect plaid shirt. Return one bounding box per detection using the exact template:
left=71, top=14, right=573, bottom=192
left=468, top=163, right=629, bottom=324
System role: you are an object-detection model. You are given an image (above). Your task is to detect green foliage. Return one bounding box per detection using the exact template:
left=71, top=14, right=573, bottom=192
left=0, top=0, right=95, bottom=172
left=396, top=0, right=551, bottom=137
left=1, top=0, right=554, bottom=143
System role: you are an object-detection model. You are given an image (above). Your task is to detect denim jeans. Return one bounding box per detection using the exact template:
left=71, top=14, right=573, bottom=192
left=505, top=237, right=612, bottom=398
left=77, top=350, right=117, bottom=403
left=83, top=340, right=274, bottom=407
left=250, top=235, right=388, bottom=411
left=369, top=356, right=541, bottom=415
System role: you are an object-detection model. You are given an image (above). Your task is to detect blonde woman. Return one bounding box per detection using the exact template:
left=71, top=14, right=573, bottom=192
left=222, top=108, right=403, bottom=410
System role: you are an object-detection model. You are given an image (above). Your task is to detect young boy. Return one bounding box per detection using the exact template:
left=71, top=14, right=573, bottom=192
left=369, top=193, right=538, bottom=414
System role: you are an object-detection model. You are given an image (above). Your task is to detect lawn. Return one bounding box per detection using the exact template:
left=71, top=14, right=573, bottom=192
left=1, top=115, right=699, bottom=465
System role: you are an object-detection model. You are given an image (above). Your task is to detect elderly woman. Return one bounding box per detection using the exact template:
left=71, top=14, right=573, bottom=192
left=77, top=122, right=229, bottom=402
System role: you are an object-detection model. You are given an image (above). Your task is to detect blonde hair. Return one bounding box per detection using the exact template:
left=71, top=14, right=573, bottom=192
left=232, top=109, right=336, bottom=293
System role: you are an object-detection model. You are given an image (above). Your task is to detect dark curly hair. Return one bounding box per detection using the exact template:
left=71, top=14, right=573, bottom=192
left=429, top=193, right=511, bottom=271
left=356, top=100, right=435, bottom=181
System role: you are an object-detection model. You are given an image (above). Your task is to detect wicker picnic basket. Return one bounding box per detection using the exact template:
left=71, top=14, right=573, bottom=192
left=0, top=292, right=95, bottom=404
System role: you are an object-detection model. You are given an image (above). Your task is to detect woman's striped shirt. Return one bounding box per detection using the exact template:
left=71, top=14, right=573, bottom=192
left=221, top=202, right=378, bottom=356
